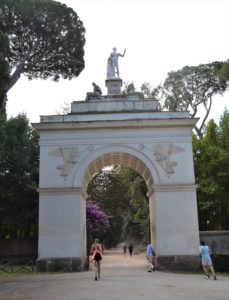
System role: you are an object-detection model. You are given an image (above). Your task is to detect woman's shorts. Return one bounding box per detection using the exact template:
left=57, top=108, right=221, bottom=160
left=202, top=257, right=212, bottom=266
left=93, top=252, right=102, bottom=262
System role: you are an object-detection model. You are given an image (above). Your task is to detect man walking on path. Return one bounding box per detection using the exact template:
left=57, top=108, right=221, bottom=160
left=199, top=241, right=217, bottom=280
left=146, top=241, right=156, bottom=272
left=128, top=243, right=133, bottom=257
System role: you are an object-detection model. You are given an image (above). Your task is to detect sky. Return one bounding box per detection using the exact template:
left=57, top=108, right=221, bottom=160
left=7, top=0, right=229, bottom=124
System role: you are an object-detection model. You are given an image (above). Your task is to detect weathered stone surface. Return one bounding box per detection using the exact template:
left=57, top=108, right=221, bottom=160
left=106, top=78, right=122, bottom=95
left=157, top=255, right=201, bottom=271
left=71, top=98, right=158, bottom=114
left=36, top=257, right=83, bottom=272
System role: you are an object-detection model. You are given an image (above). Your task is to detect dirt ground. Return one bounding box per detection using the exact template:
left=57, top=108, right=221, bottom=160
left=0, top=249, right=228, bottom=300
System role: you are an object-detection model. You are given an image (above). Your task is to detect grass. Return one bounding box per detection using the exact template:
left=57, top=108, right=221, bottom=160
left=0, top=261, right=36, bottom=277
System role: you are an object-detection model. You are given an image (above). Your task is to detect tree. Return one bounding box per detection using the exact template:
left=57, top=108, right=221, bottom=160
left=140, top=81, right=161, bottom=101
left=193, top=121, right=220, bottom=230
left=217, top=110, right=229, bottom=229
left=0, top=114, right=39, bottom=239
left=86, top=201, right=109, bottom=234
left=87, top=169, right=129, bottom=247
left=0, top=31, right=10, bottom=113
left=193, top=110, right=229, bottom=230
left=0, top=0, right=86, bottom=98
left=161, top=62, right=228, bottom=139
left=87, top=166, right=149, bottom=247
left=219, top=60, right=229, bottom=81
left=117, top=166, right=149, bottom=241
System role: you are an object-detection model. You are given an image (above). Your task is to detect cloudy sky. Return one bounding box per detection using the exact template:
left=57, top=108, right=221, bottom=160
left=7, top=0, right=229, bottom=123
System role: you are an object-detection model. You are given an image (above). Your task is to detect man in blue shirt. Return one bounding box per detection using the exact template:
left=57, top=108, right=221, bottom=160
left=146, top=241, right=156, bottom=272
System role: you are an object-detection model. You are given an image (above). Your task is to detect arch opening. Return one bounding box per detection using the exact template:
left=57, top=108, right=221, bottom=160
left=81, top=152, right=154, bottom=198
left=82, top=152, right=156, bottom=262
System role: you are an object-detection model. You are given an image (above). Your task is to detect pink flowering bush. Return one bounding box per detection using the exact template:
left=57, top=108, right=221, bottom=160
left=86, top=201, right=109, bottom=232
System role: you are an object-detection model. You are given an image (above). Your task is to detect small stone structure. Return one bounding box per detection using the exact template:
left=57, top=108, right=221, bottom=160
left=33, top=77, right=200, bottom=272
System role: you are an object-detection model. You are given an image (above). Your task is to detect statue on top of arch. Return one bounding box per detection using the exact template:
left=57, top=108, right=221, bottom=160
left=107, top=47, right=126, bottom=79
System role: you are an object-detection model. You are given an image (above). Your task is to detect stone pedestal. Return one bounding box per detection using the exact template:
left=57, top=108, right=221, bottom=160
left=105, top=78, right=122, bottom=95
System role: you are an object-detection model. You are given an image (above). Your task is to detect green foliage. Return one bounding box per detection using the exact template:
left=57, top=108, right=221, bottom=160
left=131, top=61, right=228, bottom=139
left=0, top=263, right=36, bottom=276
left=219, top=110, right=229, bottom=149
left=140, top=81, right=161, bottom=100
left=87, top=169, right=127, bottom=247
left=117, top=166, right=149, bottom=239
left=193, top=110, right=229, bottom=230
left=162, top=62, right=227, bottom=112
left=0, top=0, right=86, bottom=94
left=161, top=62, right=228, bottom=139
left=219, top=60, right=229, bottom=81
left=0, top=114, right=39, bottom=239
left=87, top=166, right=149, bottom=247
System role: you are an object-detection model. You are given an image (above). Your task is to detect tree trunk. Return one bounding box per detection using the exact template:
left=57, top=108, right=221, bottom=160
left=5, top=62, right=25, bottom=93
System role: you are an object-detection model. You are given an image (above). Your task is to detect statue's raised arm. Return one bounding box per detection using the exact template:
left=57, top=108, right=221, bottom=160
left=120, top=49, right=126, bottom=57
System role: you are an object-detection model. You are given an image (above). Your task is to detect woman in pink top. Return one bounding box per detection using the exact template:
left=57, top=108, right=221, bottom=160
left=91, top=238, right=103, bottom=281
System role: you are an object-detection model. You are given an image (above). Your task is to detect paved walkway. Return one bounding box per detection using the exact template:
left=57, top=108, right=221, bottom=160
left=0, top=250, right=228, bottom=300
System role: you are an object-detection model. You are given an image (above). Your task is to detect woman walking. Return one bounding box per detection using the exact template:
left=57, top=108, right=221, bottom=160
left=91, top=238, right=103, bottom=281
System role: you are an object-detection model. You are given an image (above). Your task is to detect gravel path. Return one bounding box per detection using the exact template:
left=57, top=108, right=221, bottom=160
left=0, top=250, right=228, bottom=300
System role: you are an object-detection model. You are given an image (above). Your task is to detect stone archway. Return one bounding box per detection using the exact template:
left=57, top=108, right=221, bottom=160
left=33, top=79, right=200, bottom=272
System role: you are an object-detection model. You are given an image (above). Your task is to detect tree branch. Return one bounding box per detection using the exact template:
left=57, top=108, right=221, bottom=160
left=199, top=95, right=213, bottom=134
left=6, top=40, right=40, bottom=93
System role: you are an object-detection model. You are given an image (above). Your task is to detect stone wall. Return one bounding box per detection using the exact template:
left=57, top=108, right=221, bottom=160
left=199, top=231, right=229, bottom=253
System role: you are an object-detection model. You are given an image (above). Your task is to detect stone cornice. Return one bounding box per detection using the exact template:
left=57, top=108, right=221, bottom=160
left=153, top=184, right=198, bottom=192
left=32, top=118, right=198, bottom=132
left=38, top=187, right=82, bottom=195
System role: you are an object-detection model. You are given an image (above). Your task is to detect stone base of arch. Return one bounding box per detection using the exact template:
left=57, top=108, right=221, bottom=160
left=36, top=257, right=86, bottom=272
left=157, top=255, right=201, bottom=271
left=36, top=188, right=87, bottom=272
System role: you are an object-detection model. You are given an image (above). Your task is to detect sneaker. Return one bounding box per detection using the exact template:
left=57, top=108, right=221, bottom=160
left=213, top=276, right=217, bottom=280
left=95, top=276, right=97, bottom=281
left=205, top=275, right=210, bottom=279
left=148, top=270, right=152, bottom=272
